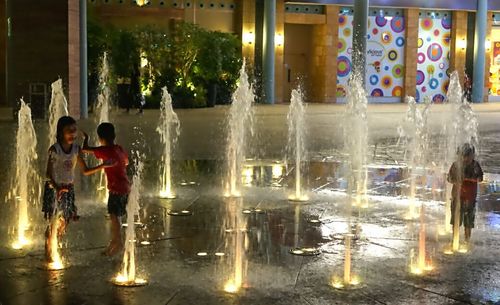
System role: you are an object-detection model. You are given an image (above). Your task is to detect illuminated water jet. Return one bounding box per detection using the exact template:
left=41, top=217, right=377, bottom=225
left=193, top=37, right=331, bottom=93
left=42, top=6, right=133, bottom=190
left=224, top=62, right=254, bottom=197
left=10, top=99, right=38, bottom=250
left=157, top=87, right=180, bottom=199
left=112, top=158, right=147, bottom=287
left=287, top=88, right=308, bottom=202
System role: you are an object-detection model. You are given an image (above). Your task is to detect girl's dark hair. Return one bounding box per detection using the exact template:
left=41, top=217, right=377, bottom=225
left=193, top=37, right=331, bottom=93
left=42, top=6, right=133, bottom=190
left=97, top=122, right=116, bottom=143
left=56, top=116, right=76, bottom=143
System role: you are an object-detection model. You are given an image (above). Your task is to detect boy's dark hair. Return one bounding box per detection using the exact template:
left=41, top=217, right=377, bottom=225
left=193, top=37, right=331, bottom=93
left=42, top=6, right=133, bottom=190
left=460, top=143, right=475, bottom=157
left=56, top=116, right=76, bottom=143
left=97, top=122, right=116, bottom=143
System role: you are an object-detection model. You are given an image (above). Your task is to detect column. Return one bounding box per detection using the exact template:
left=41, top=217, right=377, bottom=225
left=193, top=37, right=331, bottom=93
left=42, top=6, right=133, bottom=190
left=352, top=0, right=368, bottom=78
left=263, top=0, right=275, bottom=104
left=274, top=0, right=284, bottom=103
left=403, top=8, right=419, bottom=99
left=472, top=0, right=487, bottom=103
left=68, top=0, right=81, bottom=118
left=80, top=0, right=88, bottom=118
left=450, top=11, right=468, bottom=85
left=485, top=12, right=493, bottom=102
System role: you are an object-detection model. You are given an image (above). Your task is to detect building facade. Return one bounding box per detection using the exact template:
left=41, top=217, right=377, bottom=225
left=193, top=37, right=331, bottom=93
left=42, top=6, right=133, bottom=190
left=1, top=0, right=500, bottom=118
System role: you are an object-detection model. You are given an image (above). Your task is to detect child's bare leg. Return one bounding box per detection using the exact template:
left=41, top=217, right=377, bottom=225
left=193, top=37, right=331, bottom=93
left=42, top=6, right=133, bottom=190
left=464, top=227, right=472, bottom=242
left=45, top=225, right=52, bottom=262
left=103, top=215, right=122, bottom=256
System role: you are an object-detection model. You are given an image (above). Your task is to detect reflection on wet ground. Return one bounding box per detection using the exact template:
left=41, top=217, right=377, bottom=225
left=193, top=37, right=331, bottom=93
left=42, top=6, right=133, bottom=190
left=1, top=160, right=499, bottom=305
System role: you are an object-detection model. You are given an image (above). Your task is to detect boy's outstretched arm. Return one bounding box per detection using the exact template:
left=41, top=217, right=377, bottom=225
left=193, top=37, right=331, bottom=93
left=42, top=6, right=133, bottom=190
left=78, top=153, right=116, bottom=176
left=81, top=131, right=97, bottom=154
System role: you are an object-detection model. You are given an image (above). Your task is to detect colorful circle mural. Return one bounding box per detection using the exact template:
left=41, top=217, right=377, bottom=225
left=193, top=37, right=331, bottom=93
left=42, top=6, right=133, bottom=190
left=372, top=28, right=379, bottom=35
left=392, top=64, right=404, bottom=78
left=337, top=56, right=352, bottom=77
left=339, top=15, right=347, bottom=26
left=381, top=31, right=392, bottom=44
left=371, top=89, right=384, bottom=97
left=433, top=29, right=440, bottom=37
left=418, top=38, right=424, bottom=48
left=433, top=94, right=445, bottom=103
left=429, top=78, right=439, bottom=90
left=388, top=50, right=398, bottom=61
left=396, top=37, right=405, bottom=47
left=416, top=70, right=425, bottom=85
left=338, top=38, right=347, bottom=53
left=427, top=65, right=435, bottom=76
left=441, top=17, right=451, bottom=30
left=390, top=17, right=405, bottom=33
left=427, top=43, right=443, bottom=61
left=442, top=79, right=450, bottom=92
left=343, top=28, right=351, bottom=37
left=421, top=18, right=433, bottom=31
left=417, top=53, right=426, bottom=64
left=369, top=75, right=379, bottom=85
left=337, top=85, right=347, bottom=97
left=375, top=16, right=387, bottom=27
left=381, top=76, right=393, bottom=89
left=442, top=32, right=451, bottom=46
left=392, top=86, right=403, bottom=97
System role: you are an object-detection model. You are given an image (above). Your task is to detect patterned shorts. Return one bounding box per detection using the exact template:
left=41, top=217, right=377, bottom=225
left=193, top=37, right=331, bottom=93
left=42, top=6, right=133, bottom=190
left=42, top=182, right=77, bottom=222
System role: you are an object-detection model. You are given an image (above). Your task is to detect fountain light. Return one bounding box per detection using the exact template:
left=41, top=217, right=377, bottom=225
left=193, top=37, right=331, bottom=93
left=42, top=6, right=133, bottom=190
left=289, top=247, right=321, bottom=256
left=11, top=235, right=30, bottom=250
left=272, top=164, right=283, bottom=178
left=140, top=241, right=150, bottom=246
left=197, top=252, right=208, bottom=256
left=215, top=252, right=225, bottom=257
left=224, top=281, right=239, bottom=294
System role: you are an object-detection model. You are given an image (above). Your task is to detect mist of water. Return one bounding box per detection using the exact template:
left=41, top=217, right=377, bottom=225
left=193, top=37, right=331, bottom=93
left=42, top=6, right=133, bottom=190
left=224, top=62, right=255, bottom=197
left=115, top=157, right=146, bottom=285
left=9, top=99, right=39, bottom=249
left=157, top=87, right=180, bottom=199
left=47, top=79, right=68, bottom=148
left=442, top=72, right=478, bottom=251
left=287, top=88, right=307, bottom=201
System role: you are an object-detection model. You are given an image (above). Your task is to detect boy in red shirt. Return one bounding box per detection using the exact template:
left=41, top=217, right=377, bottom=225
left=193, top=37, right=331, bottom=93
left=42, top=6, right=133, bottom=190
left=447, top=143, right=483, bottom=243
left=82, top=123, right=131, bottom=256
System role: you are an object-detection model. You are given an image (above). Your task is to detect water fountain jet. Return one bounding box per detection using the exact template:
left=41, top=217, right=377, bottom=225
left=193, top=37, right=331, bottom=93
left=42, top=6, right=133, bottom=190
left=157, top=87, right=180, bottom=199
left=112, top=158, right=147, bottom=287
left=287, top=88, right=308, bottom=202
left=10, top=99, right=38, bottom=250
left=224, top=62, right=254, bottom=197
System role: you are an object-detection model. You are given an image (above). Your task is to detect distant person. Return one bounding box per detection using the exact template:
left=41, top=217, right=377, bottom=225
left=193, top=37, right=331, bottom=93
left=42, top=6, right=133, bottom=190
left=82, top=123, right=131, bottom=256
left=137, top=93, right=145, bottom=115
left=43, top=116, right=112, bottom=262
left=447, top=143, right=483, bottom=244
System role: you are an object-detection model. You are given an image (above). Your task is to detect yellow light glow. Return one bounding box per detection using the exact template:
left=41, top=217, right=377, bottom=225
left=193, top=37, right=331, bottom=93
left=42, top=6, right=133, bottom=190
left=350, top=276, right=360, bottom=286
left=243, top=31, right=255, bottom=45
left=331, top=277, right=344, bottom=289
left=275, top=33, right=284, bottom=47
left=12, top=235, right=30, bottom=250
left=458, top=38, right=467, bottom=50
left=486, top=39, right=492, bottom=50
left=224, top=281, right=239, bottom=293
left=136, top=0, right=150, bottom=7
left=159, top=190, right=176, bottom=199
left=272, top=164, right=283, bottom=178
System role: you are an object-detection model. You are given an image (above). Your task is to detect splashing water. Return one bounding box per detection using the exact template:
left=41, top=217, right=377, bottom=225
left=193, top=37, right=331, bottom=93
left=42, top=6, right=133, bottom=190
left=223, top=198, right=248, bottom=293
left=344, top=73, right=369, bottom=209
left=113, top=157, right=147, bottom=286
left=287, top=88, right=308, bottom=201
left=95, top=53, right=112, bottom=201
left=224, top=62, right=255, bottom=197
left=10, top=99, right=38, bottom=249
left=47, top=215, right=65, bottom=270
left=398, top=96, right=431, bottom=219
left=95, top=52, right=111, bottom=125
left=157, top=87, right=180, bottom=199
left=442, top=72, right=478, bottom=251
left=47, top=79, right=68, bottom=148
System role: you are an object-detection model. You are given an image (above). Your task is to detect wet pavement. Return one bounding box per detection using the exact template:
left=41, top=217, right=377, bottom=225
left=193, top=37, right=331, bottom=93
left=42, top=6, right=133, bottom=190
left=0, top=104, right=500, bottom=305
